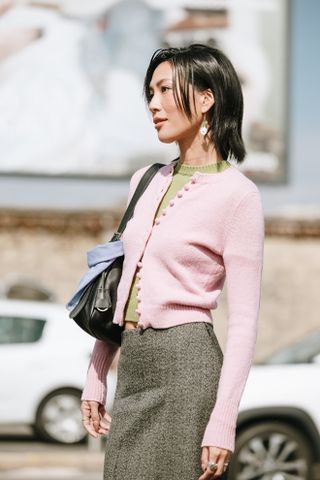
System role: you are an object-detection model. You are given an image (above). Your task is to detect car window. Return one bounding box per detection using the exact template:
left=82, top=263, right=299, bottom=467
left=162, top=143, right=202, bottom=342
left=0, top=316, right=46, bottom=344
left=265, top=330, right=320, bottom=364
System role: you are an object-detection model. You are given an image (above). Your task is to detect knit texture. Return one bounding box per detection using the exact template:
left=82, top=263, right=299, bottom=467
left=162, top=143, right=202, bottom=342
left=103, top=322, right=226, bottom=479
left=81, top=159, right=265, bottom=452
left=124, top=159, right=231, bottom=322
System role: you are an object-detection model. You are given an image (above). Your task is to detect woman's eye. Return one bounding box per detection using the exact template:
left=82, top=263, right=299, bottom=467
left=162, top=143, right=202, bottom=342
left=147, top=86, right=171, bottom=102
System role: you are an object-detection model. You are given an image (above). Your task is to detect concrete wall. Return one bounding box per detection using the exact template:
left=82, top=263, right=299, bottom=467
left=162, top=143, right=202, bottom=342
left=1, top=210, right=319, bottom=362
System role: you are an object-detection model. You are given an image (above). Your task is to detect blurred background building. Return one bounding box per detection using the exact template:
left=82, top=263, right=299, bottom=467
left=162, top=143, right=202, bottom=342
left=0, top=1, right=320, bottom=477
left=0, top=0, right=319, bottom=359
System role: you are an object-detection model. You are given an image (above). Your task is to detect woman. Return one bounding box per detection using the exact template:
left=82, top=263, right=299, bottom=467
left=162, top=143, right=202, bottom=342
left=80, top=44, right=264, bottom=480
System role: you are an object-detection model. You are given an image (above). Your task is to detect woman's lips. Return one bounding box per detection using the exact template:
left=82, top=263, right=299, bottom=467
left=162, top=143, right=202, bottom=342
left=154, top=119, right=167, bottom=129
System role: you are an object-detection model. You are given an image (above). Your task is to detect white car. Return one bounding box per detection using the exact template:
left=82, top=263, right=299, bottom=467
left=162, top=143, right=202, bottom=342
left=230, top=330, right=320, bottom=480
left=1, top=298, right=320, bottom=480
left=0, top=299, right=116, bottom=444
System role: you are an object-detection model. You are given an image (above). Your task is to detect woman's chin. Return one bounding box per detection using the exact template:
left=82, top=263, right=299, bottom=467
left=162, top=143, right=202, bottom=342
left=157, top=133, right=177, bottom=144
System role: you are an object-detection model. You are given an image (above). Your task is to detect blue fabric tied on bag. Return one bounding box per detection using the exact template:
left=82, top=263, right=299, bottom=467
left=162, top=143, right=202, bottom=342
left=66, top=240, right=124, bottom=311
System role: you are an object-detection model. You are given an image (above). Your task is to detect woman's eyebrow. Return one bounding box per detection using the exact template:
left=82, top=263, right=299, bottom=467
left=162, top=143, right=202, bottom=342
left=149, top=78, right=172, bottom=90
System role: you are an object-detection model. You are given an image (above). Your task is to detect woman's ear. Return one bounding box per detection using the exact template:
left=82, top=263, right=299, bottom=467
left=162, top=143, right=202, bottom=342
left=200, top=89, right=215, bottom=113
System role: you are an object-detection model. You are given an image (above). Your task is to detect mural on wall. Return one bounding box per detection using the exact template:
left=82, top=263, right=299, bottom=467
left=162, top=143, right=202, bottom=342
left=0, top=0, right=288, bottom=182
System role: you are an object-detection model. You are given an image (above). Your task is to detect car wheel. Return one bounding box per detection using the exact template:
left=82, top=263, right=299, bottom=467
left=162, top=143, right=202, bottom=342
left=34, top=388, right=87, bottom=444
left=229, top=421, right=313, bottom=480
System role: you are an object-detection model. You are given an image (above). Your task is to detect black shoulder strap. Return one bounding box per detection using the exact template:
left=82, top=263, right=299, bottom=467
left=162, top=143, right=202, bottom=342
left=111, top=162, right=165, bottom=241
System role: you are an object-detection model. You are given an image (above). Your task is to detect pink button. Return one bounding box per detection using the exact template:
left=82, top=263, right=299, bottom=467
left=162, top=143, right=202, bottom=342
left=136, top=284, right=141, bottom=290
left=184, top=184, right=190, bottom=191
left=169, top=200, right=175, bottom=207
left=137, top=261, right=143, bottom=268
left=162, top=210, right=167, bottom=216
left=154, top=218, right=160, bottom=225
left=137, top=298, right=142, bottom=303
left=191, top=177, right=196, bottom=184
left=135, top=309, right=141, bottom=315
left=136, top=272, right=142, bottom=279
left=177, top=192, right=183, bottom=198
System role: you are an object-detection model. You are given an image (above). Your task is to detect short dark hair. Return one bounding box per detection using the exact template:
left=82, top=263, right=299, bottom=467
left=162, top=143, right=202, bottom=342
left=143, top=44, right=246, bottom=163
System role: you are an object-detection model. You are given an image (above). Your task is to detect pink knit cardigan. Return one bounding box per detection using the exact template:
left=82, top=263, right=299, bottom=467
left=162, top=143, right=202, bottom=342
left=81, top=159, right=265, bottom=452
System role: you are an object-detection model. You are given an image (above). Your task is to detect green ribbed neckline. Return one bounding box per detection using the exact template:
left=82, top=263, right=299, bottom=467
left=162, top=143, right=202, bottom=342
left=174, top=159, right=231, bottom=176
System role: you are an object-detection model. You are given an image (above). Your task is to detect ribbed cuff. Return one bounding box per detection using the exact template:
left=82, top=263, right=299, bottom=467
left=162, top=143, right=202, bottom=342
left=201, top=400, right=239, bottom=452
left=81, top=340, right=119, bottom=405
left=81, top=372, right=106, bottom=404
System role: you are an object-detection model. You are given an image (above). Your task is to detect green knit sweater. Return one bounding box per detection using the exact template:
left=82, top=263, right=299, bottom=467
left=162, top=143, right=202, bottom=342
left=123, top=159, right=231, bottom=322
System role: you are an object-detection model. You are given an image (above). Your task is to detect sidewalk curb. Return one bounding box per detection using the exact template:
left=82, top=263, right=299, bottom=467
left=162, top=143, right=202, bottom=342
left=0, top=452, right=104, bottom=472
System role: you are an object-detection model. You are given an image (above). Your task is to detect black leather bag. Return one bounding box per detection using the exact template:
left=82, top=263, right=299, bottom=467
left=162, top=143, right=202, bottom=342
left=69, top=163, right=164, bottom=346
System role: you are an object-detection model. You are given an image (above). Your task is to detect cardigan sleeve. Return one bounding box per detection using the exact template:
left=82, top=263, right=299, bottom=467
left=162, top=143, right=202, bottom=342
left=80, top=166, right=151, bottom=404
left=201, top=189, right=265, bottom=452
left=81, top=339, right=119, bottom=404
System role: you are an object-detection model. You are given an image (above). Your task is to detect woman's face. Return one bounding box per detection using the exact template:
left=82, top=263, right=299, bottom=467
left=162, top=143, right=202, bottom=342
left=148, top=61, right=206, bottom=144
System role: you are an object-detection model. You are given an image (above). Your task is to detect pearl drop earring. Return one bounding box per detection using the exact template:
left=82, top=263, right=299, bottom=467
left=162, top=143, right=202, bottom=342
left=200, top=119, right=208, bottom=136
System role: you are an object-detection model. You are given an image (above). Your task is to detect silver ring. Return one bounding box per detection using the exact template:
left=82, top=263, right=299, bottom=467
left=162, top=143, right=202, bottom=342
left=207, top=461, right=218, bottom=472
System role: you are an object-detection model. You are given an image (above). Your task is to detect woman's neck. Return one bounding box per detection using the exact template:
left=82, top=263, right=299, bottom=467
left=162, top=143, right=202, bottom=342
left=177, top=134, right=223, bottom=166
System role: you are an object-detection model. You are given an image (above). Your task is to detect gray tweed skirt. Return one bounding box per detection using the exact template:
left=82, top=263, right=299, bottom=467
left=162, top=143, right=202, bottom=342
left=103, top=321, right=227, bottom=480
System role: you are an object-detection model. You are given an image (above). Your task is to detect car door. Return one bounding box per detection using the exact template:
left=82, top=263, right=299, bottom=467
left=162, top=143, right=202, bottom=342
left=0, top=313, right=47, bottom=423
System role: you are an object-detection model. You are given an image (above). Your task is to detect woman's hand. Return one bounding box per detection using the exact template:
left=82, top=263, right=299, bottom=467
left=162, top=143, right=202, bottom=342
left=80, top=400, right=112, bottom=438
left=199, top=446, right=232, bottom=479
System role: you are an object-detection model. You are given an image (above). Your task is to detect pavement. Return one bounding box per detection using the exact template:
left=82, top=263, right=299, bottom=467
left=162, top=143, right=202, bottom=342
left=0, top=451, right=104, bottom=480
left=0, top=430, right=105, bottom=480
left=0, top=451, right=104, bottom=470
left=0, top=468, right=101, bottom=480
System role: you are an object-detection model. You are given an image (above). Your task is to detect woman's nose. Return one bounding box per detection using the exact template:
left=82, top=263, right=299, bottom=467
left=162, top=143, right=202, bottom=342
left=148, top=94, right=161, bottom=113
